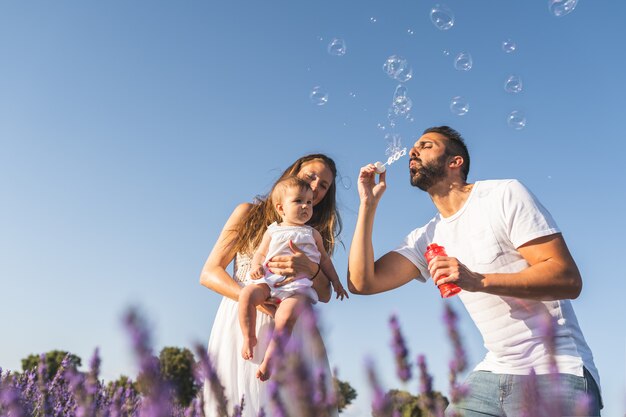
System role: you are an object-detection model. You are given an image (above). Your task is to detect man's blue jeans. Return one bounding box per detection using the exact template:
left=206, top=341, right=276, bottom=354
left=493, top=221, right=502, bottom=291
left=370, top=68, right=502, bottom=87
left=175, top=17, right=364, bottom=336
left=447, top=368, right=602, bottom=417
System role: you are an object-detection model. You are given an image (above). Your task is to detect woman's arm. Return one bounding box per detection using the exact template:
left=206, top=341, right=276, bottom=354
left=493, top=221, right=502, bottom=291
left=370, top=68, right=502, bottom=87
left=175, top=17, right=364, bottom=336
left=199, top=203, right=252, bottom=301
left=200, top=203, right=277, bottom=317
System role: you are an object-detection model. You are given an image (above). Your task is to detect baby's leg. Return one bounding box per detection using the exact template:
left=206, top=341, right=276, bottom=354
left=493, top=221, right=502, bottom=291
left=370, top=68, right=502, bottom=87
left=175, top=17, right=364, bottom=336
left=257, top=294, right=309, bottom=381
left=238, top=283, right=271, bottom=360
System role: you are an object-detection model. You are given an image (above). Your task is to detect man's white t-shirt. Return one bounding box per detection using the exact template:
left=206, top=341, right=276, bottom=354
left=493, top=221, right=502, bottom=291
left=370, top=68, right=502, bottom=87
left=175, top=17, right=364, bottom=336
left=394, top=179, right=600, bottom=390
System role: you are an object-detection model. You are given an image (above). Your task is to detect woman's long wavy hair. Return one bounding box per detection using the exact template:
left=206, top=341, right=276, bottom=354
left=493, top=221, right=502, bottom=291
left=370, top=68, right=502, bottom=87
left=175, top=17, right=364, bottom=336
left=231, top=154, right=342, bottom=256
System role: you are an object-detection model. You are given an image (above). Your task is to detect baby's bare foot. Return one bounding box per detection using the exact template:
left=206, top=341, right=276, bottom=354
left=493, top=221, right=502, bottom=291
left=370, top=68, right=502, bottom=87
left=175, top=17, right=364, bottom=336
left=241, top=337, right=257, bottom=360
left=256, top=361, right=271, bottom=381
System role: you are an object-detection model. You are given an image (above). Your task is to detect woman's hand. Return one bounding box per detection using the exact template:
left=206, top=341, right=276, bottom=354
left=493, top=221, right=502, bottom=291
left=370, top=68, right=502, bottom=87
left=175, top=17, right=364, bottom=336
left=269, top=241, right=332, bottom=302
left=257, top=299, right=278, bottom=318
left=266, top=241, right=316, bottom=287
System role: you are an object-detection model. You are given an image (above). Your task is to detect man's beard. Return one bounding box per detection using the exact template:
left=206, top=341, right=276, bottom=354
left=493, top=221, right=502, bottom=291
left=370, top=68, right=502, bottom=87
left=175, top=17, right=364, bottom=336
left=410, top=155, right=448, bottom=191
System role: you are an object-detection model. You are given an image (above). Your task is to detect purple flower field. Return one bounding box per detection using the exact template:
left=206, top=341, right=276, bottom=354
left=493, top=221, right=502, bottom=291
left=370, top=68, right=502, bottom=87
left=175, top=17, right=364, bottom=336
left=0, top=304, right=592, bottom=417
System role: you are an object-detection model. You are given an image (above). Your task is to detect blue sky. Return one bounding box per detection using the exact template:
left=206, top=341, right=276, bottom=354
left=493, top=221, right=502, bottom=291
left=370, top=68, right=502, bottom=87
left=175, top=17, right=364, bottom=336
left=1, top=1, right=624, bottom=415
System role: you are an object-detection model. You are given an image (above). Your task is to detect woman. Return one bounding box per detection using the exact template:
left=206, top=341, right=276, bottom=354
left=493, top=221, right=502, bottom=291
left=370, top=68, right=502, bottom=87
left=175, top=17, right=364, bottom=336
left=200, top=154, right=342, bottom=417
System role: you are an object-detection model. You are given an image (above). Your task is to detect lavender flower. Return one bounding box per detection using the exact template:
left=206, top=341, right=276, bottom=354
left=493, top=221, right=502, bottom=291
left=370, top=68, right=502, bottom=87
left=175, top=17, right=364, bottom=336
left=270, top=302, right=337, bottom=417
left=267, top=380, right=287, bottom=417
left=389, top=315, right=412, bottom=383
left=0, top=384, right=27, bottom=417
left=537, top=312, right=562, bottom=417
left=231, top=395, right=244, bottom=417
left=193, top=343, right=228, bottom=417
left=520, top=368, right=538, bottom=417
left=538, top=312, right=559, bottom=375
left=573, top=391, right=591, bottom=416
left=108, top=385, right=124, bottom=417
left=365, top=358, right=392, bottom=417
left=416, top=355, right=434, bottom=412
left=124, top=308, right=173, bottom=417
left=271, top=327, right=316, bottom=417
left=443, top=304, right=469, bottom=405
left=443, top=304, right=466, bottom=373
left=36, top=352, right=53, bottom=417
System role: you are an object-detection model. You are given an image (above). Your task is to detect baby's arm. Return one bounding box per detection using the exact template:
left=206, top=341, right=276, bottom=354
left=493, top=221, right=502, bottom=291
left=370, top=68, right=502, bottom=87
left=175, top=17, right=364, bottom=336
left=250, top=230, right=272, bottom=279
left=312, top=229, right=349, bottom=300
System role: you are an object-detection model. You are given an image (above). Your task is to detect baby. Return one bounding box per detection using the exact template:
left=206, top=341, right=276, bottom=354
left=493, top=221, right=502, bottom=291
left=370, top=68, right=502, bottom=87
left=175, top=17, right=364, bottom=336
left=238, top=175, right=348, bottom=380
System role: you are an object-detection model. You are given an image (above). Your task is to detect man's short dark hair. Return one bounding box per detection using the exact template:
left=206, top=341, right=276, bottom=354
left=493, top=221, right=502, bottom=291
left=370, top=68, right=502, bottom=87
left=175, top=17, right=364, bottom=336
left=423, top=126, right=470, bottom=181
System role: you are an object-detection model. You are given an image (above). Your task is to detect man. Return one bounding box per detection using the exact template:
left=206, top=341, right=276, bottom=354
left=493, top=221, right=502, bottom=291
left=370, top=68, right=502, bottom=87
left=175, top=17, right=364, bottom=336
left=348, top=126, right=602, bottom=416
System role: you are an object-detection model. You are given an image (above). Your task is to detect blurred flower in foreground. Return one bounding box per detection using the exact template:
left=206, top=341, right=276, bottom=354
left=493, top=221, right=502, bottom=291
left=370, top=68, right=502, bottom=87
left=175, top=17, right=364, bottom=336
left=389, top=315, right=412, bottom=383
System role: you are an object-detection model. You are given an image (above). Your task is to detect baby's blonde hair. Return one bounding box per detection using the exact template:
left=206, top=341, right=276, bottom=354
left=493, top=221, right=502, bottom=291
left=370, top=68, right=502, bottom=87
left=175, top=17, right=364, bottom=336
left=270, top=176, right=313, bottom=210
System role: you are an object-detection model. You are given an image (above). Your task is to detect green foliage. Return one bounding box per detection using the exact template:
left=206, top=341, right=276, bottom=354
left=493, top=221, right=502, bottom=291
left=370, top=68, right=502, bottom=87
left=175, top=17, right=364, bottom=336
left=21, top=350, right=82, bottom=381
left=159, top=346, right=198, bottom=407
left=136, top=347, right=198, bottom=407
left=334, top=377, right=357, bottom=413
left=372, top=389, right=449, bottom=417
left=105, top=375, right=138, bottom=397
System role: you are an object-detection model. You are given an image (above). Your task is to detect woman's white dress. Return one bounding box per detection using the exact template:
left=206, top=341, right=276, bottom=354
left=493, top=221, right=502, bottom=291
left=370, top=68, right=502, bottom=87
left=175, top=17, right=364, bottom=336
left=203, top=253, right=339, bottom=417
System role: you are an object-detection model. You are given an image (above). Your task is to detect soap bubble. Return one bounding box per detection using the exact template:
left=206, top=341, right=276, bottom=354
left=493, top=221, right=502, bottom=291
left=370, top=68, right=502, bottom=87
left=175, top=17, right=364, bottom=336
left=309, top=86, right=328, bottom=106
left=392, top=85, right=412, bottom=115
left=393, top=85, right=408, bottom=98
left=383, top=55, right=413, bottom=82
left=327, top=38, right=347, bottom=56
left=393, top=96, right=413, bottom=115
left=407, top=29, right=414, bottom=35
left=504, top=75, right=523, bottom=93
left=394, top=68, right=412, bottom=82
left=450, top=96, right=469, bottom=116
left=502, top=39, right=517, bottom=53
left=454, top=52, right=473, bottom=71
left=340, top=175, right=352, bottom=190
left=507, top=110, right=527, bottom=130
left=387, top=85, right=413, bottom=127
left=430, top=4, right=454, bottom=30
left=443, top=50, right=450, bottom=56
left=370, top=17, right=377, bottom=23
left=385, top=133, right=403, bottom=156
left=548, top=0, right=578, bottom=17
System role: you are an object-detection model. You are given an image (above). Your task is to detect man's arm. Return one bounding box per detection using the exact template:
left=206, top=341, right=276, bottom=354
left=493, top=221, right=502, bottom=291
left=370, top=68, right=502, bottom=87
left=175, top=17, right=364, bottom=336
left=431, top=233, right=582, bottom=300
left=349, top=251, right=421, bottom=295
left=347, top=164, right=422, bottom=295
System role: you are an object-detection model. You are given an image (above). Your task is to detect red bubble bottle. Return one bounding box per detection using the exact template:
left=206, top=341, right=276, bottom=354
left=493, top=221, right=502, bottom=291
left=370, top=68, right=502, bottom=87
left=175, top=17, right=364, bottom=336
left=424, top=243, right=461, bottom=298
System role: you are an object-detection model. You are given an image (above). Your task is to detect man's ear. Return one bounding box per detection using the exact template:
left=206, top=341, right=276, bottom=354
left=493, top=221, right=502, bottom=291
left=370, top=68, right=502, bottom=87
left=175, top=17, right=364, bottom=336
left=449, top=155, right=464, bottom=169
